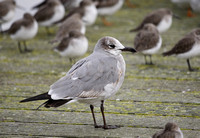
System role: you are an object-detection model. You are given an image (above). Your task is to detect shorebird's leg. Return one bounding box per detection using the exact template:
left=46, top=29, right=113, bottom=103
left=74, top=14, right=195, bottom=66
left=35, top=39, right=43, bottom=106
left=187, top=7, right=195, bottom=17
left=23, top=41, right=32, bottom=52
left=125, top=0, right=136, bottom=8
left=149, top=55, right=153, bottom=65
left=18, top=41, right=23, bottom=53
left=144, top=55, right=148, bottom=65
left=45, top=27, right=51, bottom=35
left=90, top=105, right=99, bottom=128
left=101, top=16, right=112, bottom=26
left=100, top=100, right=119, bottom=129
left=187, top=59, right=194, bottom=71
left=0, top=24, right=2, bottom=34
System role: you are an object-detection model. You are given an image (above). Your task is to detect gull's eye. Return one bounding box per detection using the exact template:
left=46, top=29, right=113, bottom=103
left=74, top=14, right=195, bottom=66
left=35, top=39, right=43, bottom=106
left=108, top=44, right=115, bottom=49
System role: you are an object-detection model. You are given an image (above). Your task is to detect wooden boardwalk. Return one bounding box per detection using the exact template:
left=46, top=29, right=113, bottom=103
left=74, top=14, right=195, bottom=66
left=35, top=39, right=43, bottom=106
left=0, top=0, right=200, bottom=137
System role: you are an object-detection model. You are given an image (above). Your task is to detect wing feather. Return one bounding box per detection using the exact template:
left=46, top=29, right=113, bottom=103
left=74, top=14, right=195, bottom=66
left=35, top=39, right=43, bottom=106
left=49, top=54, right=119, bottom=100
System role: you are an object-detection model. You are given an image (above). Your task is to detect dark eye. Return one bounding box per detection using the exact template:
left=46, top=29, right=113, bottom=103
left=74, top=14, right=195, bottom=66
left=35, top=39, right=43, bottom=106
left=108, top=44, right=115, bottom=49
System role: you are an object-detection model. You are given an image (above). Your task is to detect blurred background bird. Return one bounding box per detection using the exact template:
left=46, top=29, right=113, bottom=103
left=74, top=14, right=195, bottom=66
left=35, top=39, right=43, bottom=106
left=2, top=13, right=38, bottom=53
left=34, top=0, right=65, bottom=35
left=55, top=0, right=98, bottom=26
left=51, top=13, right=86, bottom=43
left=54, top=30, right=88, bottom=64
left=0, top=0, right=16, bottom=32
left=152, top=122, right=183, bottom=138
left=130, top=8, right=176, bottom=34
left=32, top=0, right=83, bottom=11
left=93, top=0, right=124, bottom=26
left=163, top=28, right=200, bottom=71
left=133, top=23, right=162, bottom=65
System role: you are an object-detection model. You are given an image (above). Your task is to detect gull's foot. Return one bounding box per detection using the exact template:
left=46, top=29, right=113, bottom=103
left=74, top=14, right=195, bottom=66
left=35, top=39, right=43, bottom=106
left=189, top=68, right=198, bottom=72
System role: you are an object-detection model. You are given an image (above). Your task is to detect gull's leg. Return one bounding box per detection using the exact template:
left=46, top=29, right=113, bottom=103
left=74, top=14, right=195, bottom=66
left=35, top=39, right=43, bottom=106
left=100, top=100, right=119, bottom=129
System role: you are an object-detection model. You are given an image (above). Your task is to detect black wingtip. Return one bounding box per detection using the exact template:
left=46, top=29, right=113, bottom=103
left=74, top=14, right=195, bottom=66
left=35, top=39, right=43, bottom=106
left=20, top=92, right=51, bottom=103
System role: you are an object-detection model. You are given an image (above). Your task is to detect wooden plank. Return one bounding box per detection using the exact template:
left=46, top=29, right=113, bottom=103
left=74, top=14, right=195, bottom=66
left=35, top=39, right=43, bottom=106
left=1, top=97, right=199, bottom=117
left=1, top=109, right=200, bottom=130
left=0, top=122, right=200, bottom=138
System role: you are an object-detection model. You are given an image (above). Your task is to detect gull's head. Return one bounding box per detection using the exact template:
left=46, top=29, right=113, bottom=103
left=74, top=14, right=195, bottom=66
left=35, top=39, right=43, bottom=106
left=94, top=36, right=136, bottom=56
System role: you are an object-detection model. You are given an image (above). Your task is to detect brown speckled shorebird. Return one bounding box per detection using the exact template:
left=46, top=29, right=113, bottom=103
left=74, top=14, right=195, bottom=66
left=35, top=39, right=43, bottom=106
left=0, top=0, right=16, bottom=32
left=130, top=8, right=176, bottom=33
left=51, top=13, right=85, bottom=43
left=134, top=23, right=162, bottom=65
left=163, top=28, right=200, bottom=71
left=152, top=122, right=183, bottom=138
left=55, top=0, right=98, bottom=26
left=54, top=30, right=88, bottom=63
left=34, top=0, right=65, bottom=35
left=93, top=0, right=124, bottom=26
left=32, top=0, right=83, bottom=10
left=4, top=13, right=38, bottom=53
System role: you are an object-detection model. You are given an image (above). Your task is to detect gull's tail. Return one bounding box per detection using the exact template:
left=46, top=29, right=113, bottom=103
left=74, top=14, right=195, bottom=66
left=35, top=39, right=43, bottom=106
left=20, top=92, right=72, bottom=109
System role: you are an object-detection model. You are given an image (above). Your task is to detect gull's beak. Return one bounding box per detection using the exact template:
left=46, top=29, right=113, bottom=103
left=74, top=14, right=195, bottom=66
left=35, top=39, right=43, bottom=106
left=120, top=47, right=137, bottom=53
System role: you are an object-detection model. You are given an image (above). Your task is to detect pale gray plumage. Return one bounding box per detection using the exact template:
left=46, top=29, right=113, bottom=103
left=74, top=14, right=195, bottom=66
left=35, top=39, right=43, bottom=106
left=49, top=36, right=128, bottom=103
left=49, top=53, right=119, bottom=100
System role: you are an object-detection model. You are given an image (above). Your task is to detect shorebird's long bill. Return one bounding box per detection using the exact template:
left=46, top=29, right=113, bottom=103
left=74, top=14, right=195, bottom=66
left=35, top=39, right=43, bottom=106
left=121, top=47, right=137, bottom=53
left=173, top=14, right=181, bottom=20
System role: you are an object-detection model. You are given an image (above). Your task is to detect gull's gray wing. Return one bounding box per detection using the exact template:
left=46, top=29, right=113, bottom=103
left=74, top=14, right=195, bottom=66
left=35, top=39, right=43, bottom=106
left=48, top=53, right=119, bottom=100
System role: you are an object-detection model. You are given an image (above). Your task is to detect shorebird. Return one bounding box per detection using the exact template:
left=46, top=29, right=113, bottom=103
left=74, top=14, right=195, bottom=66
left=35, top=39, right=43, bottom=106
left=54, top=30, right=88, bottom=63
left=55, top=0, right=98, bottom=26
left=34, top=0, right=65, bottom=35
left=52, top=13, right=85, bottom=43
left=4, top=13, right=38, bottom=53
left=130, top=8, right=177, bottom=33
left=171, top=0, right=195, bottom=17
left=93, top=0, right=124, bottom=26
left=190, top=0, right=200, bottom=13
left=134, top=23, right=162, bottom=65
left=20, top=36, right=136, bottom=129
left=152, top=122, right=183, bottom=138
left=32, top=0, right=83, bottom=11
left=163, top=28, right=200, bottom=71
left=0, top=0, right=16, bottom=32
left=171, top=0, right=190, bottom=7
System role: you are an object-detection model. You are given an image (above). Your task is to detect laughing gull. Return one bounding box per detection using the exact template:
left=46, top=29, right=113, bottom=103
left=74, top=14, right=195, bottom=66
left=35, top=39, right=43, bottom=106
left=163, top=28, right=200, bottom=71
left=0, top=0, right=16, bottom=32
left=152, top=122, right=183, bottom=138
left=20, top=36, right=136, bottom=129
left=93, top=0, right=124, bottom=26
left=130, top=8, right=177, bottom=33
left=54, top=30, right=88, bottom=63
left=34, top=0, right=65, bottom=35
left=134, top=23, right=162, bottom=65
left=3, top=13, right=38, bottom=53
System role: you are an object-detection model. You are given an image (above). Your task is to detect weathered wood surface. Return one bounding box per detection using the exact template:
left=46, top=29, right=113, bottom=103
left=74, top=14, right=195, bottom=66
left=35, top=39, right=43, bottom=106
left=0, top=0, right=200, bottom=137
